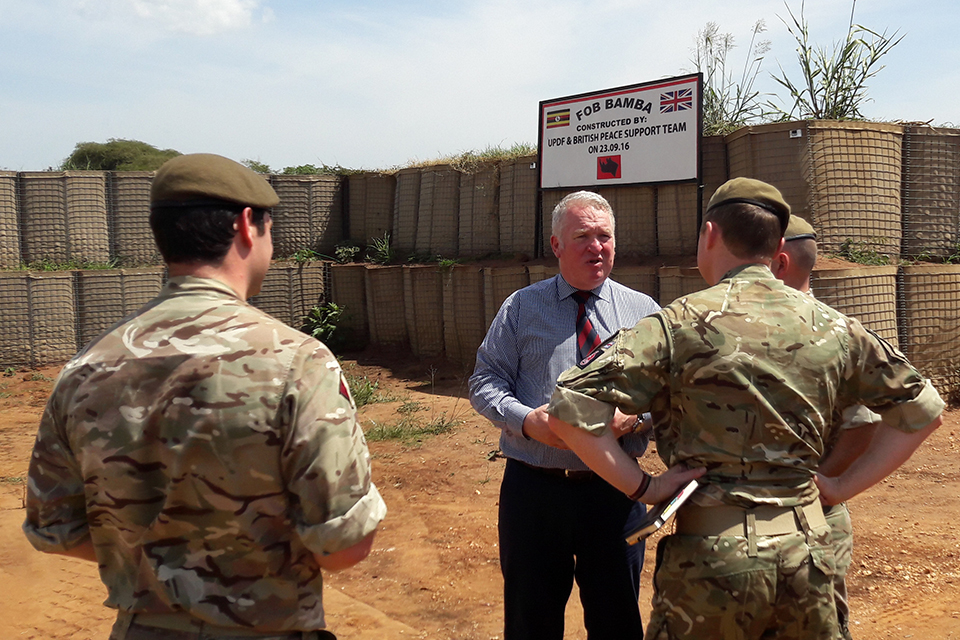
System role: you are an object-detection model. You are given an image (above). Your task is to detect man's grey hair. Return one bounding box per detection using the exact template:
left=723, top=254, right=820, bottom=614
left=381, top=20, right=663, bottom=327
left=551, top=191, right=616, bottom=239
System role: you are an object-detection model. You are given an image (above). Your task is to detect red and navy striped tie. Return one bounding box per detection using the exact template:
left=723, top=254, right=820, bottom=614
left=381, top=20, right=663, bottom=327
left=573, top=290, right=601, bottom=362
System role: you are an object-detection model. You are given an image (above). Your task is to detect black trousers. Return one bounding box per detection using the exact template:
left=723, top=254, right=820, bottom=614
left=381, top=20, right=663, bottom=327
left=499, top=458, right=646, bottom=640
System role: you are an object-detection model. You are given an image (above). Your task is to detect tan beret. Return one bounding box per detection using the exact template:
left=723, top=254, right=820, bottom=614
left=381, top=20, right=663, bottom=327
left=784, top=214, right=817, bottom=241
left=707, top=177, right=791, bottom=235
left=151, top=153, right=279, bottom=209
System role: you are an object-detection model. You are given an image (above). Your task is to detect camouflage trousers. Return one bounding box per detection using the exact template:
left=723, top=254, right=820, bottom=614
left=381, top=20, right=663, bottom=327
left=824, top=503, right=854, bottom=640
left=645, top=527, right=838, bottom=640
left=109, top=611, right=336, bottom=640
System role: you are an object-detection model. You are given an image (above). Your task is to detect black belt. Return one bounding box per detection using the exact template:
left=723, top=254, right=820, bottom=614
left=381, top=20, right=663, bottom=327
left=518, top=459, right=597, bottom=480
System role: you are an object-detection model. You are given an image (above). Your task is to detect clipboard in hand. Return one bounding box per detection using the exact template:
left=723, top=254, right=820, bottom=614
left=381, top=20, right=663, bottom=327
left=624, top=479, right=700, bottom=545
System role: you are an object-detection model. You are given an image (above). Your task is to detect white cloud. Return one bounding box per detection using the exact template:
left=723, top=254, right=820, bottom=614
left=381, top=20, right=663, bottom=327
left=74, top=0, right=264, bottom=36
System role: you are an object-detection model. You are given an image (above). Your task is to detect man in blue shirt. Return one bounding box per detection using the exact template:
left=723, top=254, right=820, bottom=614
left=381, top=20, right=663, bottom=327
left=470, top=191, right=661, bottom=639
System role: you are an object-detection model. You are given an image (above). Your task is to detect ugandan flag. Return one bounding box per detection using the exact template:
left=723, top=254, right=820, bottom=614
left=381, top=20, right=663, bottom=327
left=546, top=108, right=570, bottom=128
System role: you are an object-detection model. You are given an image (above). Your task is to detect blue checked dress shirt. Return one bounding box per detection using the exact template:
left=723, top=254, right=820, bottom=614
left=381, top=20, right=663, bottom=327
left=469, top=274, right=661, bottom=470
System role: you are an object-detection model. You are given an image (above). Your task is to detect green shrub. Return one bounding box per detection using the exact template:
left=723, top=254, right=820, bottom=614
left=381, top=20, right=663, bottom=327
left=301, top=302, right=343, bottom=345
left=366, top=232, right=393, bottom=265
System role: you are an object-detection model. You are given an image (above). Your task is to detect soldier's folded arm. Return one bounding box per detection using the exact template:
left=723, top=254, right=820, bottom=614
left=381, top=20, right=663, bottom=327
left=546, top=319, right=703, bottom=503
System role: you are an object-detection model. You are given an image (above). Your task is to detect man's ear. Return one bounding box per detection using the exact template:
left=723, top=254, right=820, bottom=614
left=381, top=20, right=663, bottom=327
left=772, top=251, right=790, bottom=278
left=702, top=220, right=720, bottom=249
left=550, top=235, right=561, bottom=259
left=234, top=207, right=256, bottom=248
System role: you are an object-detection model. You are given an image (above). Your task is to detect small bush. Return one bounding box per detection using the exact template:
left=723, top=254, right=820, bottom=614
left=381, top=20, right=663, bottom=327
left=291, top=248, right=322, bottom=263
left=348, top=374, right=381, bottom=408
left=301, top=302, right=343, bottom=345
left=366, top=232, right=393, bottom=265
left=334, top=242, right=361, bottom=264
left=834, top=239, right=891, bottom=266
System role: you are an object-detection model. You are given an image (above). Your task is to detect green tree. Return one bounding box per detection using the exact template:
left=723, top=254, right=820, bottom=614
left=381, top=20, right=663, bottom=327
left=61, top=139, right=180, bottom=171
left=243, top=159, right=273, bottom=174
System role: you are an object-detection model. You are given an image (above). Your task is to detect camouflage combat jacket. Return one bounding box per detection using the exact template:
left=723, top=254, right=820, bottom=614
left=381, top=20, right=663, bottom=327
left=548, top=264, right=943, bottom=508
left=23, top=276, right=387, bottom=631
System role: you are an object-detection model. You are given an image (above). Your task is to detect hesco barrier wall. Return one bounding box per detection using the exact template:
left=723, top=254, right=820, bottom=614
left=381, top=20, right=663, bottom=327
left=726, top=122, right=812, bottom=222
left=4, top=262, right=960, bottom=400
left=805, top=121, right=903, bottom=257
left=75, top=268, right=165, bottom=346
left=442, top=265, right=486, bottom=370
left=108, top=172, right=158, bottom=265
left=248, top=262, right=326, bottom=327
left=901, top=126, right=960, bottom=258
left=404, top=265, right=444, bottom=357
left=392, top=168, right=421, bottom=253
left=498, top=156, right=538, bottom=256
left=330, top=263, right=369, bottom=350
left=347, top=172, right=396, bottom=244
left=0, top=171, right=19, bottom=269
left=700, top=135, right=728, bottom=219
left=601, top=186, right=657, bottom=257
left=812, top=266, right=899, bottom=344
left=269, top=175, right=343, bottom=259
left=5, top=124, right=958, bottom=270
left=458, top=163, right=499, bottom=257
left=610, top=265, right=658, bottom=301
left=365, top=265, right=407, bottom=348
left=540, top=190, right=574, bottom=256
left=657, top=184, right=699, bottom=255
left=726, top=121, right=910, bottom=259
left=657, top=266, right=707, bottom=306
left=899, top=264, right=960, bottom=399
left=0, top=271, right=78, bottom=367
left=415, top=165, right=459, bottom=256
left=20, top=171, right=111, bottom=264
left=483, top=266, right=529, bottom=329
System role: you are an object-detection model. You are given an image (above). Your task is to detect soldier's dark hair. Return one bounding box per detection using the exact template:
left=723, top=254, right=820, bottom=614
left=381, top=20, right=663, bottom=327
left=783, top=237, right=818, bottom=276
left=150, top=204, right=269, bottom=264
left=701, top=201, right=782, bottom=259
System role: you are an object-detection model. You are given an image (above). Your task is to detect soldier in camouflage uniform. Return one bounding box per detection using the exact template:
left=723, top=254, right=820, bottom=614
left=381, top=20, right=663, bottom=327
left=23, top=154, right=387, bottom=640
left=545, top=178, right=944, bottom=640
left=773, top=214, right=881, bottom=640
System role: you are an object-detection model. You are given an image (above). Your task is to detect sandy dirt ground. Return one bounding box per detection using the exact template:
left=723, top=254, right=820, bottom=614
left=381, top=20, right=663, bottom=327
left=1, top=356, right=958, bottom=640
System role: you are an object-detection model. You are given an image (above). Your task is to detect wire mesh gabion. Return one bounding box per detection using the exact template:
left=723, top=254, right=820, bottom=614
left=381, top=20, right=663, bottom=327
left=900, top=126, right=960, bottom=259
left=898, top=264, right=960, bottom=400
left=499, top=156, right=538, bottom=256
left=812, top=266, right=899, bottom=344
left=416, top=165, right=460, bottom=256
left=458, top=163, right=499, bottom=257
left=0, top=171, right=20, bottom=269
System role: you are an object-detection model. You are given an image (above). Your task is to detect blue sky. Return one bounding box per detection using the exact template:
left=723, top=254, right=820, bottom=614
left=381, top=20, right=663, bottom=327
left=1, top=0, right=957, bottom=171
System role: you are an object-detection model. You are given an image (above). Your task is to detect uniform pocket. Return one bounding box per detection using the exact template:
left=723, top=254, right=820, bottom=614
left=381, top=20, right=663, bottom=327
left=809, top=543, right=837, bottom=578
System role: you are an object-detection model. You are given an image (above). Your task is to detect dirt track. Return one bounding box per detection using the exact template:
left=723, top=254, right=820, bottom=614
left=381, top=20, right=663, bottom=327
left=1, top=357, right=958, bottom=639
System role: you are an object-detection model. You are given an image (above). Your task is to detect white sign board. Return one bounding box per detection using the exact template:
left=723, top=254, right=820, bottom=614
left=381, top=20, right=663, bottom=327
left=539, top=74, right=701, bottom=189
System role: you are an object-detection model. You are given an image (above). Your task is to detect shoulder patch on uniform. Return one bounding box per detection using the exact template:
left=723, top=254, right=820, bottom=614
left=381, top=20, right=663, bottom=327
left=577, top=330, right=620, bottom=369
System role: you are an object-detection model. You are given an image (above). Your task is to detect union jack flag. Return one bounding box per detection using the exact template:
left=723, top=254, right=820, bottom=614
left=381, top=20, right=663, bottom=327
left=660, top=88, right=693, bottom=113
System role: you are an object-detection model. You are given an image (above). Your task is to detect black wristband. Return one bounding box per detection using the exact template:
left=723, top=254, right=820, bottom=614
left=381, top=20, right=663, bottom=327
left=627, top=471, right=651, bottom=502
